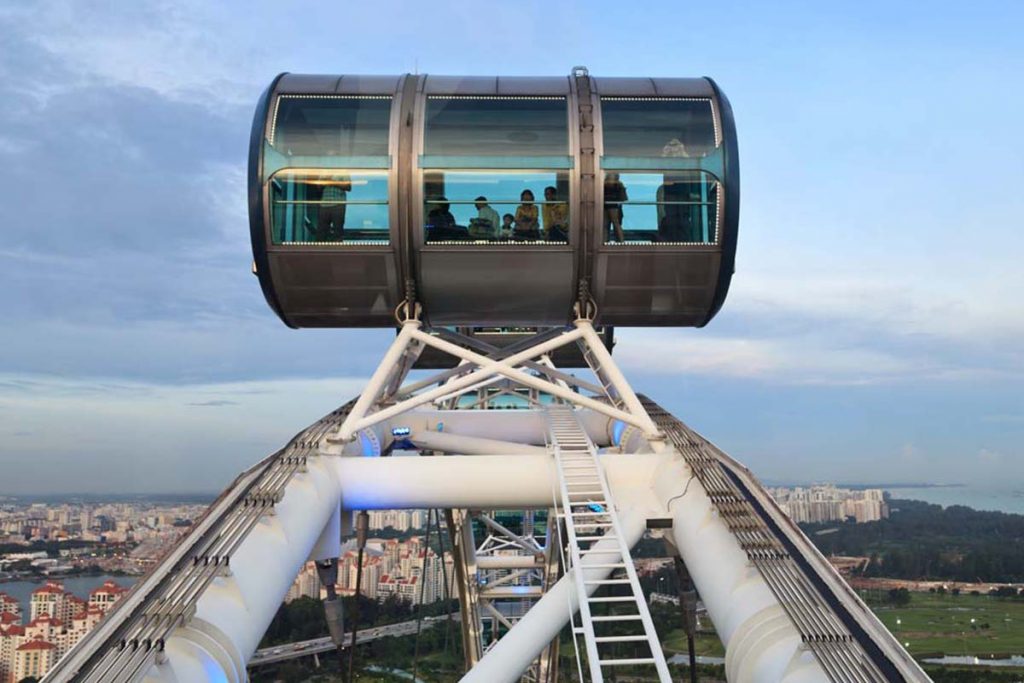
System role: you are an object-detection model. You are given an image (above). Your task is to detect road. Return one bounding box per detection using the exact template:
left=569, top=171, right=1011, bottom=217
left=249, top=615, right=452, bottom=667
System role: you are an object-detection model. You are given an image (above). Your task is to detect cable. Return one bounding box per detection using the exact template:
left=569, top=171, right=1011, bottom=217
left=666, top=474, right=696, bottom=510
left=435, top=508, right=454, bottom=660
left=411, top=508, right=434, bottom=682
left=346, top=510, right=369, bottom=682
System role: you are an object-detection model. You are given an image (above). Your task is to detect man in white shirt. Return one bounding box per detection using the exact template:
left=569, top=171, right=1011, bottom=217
left=472, top=196, right=501, bottom=240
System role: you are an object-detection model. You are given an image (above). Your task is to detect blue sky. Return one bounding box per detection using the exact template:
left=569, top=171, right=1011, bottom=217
left=0, top=1, right=1021, bottom=493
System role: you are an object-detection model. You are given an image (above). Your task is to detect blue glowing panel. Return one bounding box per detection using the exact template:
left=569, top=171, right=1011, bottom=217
left=359, top=432, right=379, bottom=458
left=612, top=420, right=626, bottom=446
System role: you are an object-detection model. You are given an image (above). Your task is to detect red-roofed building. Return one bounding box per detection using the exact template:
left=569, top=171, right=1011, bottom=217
left=30, top=581, right=77, bottom=624
left=12, top=636, right=55, bottom=681
left=88, top=580, right=128, bottom=610
left=0, top=594, right=18, bottom=619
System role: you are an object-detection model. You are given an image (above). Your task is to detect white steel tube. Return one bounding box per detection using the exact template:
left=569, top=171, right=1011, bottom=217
left=574, top=319, right=661, bottom=436
left=334, top=455, right=557, bottom=510
left=410, top=430, right=547, bottom=456
left=143, top=454, right=344, bottom=682
left=133, top=453, right=558, bottom=681
left=398, top=408, right=614, bottom=447
left=475, top=556, right=543, bottom=569
left=650, top=456, right=829, bottom=682
left=461, top=508, right=648, bottom=683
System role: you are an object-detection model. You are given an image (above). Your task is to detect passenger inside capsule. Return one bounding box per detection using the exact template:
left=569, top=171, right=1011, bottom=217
left=513, top=190, right=540, bottom=240
left=470, top=196, right=501, bottom=240
left=315, top=173, right=350, bottom=242
left=542, top=186, right=568, bottom=242
left=425, top=196, right=466, bottom=241
left=604, top=173, right=628, bottom=243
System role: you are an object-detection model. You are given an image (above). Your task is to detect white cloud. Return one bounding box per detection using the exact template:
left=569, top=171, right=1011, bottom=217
left=0, top=374, right=369, bottom=493
left=730, top=270, right=1024, bottom=347
left=615, top=329, right=962, bottom=385
left=7, top=1, right=265, bottom=109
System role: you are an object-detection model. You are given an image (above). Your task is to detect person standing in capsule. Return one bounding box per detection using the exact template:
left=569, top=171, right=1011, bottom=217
left=315, top=173, right=351, bottom=241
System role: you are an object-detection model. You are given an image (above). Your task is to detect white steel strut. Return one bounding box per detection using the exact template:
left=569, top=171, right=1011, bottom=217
left=547, top=405, right=671, bottom=682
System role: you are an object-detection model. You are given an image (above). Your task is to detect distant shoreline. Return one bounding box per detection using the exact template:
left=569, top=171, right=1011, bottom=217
left=773, top=483, right=966, bottom=490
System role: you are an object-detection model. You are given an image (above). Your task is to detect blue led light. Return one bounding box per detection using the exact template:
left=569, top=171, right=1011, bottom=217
left=391, top=426, right=411, bottom=437
left=612, top=420, right=626, bottom=446
left=589, top=503, right=605, bottom=513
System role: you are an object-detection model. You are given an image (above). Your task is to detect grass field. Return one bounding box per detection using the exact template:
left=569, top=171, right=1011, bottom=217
left=658, top=592, right=1024, bottom=664
left=862, top=592, right=1024, bottom=658
left=661, top=629, right=726, bottom=657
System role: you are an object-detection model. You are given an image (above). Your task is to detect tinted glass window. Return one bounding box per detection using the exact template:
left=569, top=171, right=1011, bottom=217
left=270, top=171, right=389, bottom=244
left=601, top=98, right=717, bottom=158
left=424, top=97, right=569, bottom=156
left=423, top=171, right=569, bottom=244
left=271, top=96, right=391, bottom=156
left=603, top=171, right=718, bottom=244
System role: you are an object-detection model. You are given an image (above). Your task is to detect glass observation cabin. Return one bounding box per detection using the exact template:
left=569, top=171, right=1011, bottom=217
left=248, top=72, right=739, bottom=329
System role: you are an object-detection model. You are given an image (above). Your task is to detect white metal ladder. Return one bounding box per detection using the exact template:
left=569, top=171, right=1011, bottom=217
left=546, top=405, right=671, bottom=682
left=580, top=343, right=625, bottom=410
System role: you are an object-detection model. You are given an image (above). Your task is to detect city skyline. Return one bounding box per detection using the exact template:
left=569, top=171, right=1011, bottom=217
left=1, top=1, right=1022, bottom=493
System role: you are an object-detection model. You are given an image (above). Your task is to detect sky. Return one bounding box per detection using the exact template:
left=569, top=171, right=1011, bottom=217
left=0, top=1, right=1022, bottom=494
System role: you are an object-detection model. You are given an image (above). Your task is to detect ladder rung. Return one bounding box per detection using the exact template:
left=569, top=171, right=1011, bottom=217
left=591, top=615, right=642, bottom=622
left=589, top=596, right=636, bottom=603
left=595, top=635, right=650, bottom=643
left=584, top=579, right=630, bottom=585
left=576, top=535, right=616, bottom=541
left=581, top=563, right=626, bottom=568
left=600, top=657, right=656, bottom=666
left=578, top=550, right=622, bottom=557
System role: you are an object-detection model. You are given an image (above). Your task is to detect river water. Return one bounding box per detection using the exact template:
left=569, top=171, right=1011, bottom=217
left=0, top=574, right=136, bottom=618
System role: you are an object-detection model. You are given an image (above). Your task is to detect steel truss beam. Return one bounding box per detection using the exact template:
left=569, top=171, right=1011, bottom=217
left=332, top=316, right=663, bottom=446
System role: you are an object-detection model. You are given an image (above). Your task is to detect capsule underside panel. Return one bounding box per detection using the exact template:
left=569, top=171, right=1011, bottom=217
left=248, top=72, right=739, bottom=329
left=268, top=251, right=399, bottom=327
left=419, top=249, right=576, bottom=326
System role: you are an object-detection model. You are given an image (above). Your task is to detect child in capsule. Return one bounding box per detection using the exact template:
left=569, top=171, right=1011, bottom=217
left=513, top=190, right=540, bottom=240
left=501, top=213, right=515, bottom=238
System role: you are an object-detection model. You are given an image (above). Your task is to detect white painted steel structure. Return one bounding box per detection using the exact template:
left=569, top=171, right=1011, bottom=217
left=44, top=314, right=930, bottom=683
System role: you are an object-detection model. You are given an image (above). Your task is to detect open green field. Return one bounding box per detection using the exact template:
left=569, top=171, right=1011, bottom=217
left=661, top=629, right=725, bottom=657
left=659, top=593, right=1024, bottom=665
left=863, top=592, right=1024, bottom=658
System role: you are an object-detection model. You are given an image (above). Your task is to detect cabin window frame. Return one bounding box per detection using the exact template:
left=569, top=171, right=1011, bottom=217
left=416, top=95, right=575, bottom=248
left=264, top=93, right=399, bottom=248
